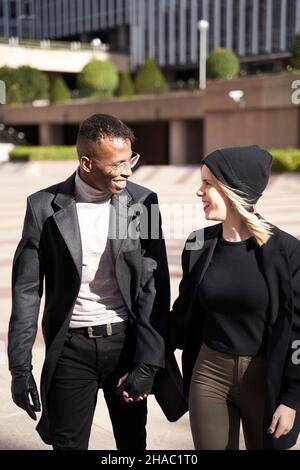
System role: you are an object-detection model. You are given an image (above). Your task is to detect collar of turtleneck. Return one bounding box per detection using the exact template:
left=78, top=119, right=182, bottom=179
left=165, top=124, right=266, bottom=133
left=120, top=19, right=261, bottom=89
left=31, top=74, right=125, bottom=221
left=75, top=167, right=112, bottom=203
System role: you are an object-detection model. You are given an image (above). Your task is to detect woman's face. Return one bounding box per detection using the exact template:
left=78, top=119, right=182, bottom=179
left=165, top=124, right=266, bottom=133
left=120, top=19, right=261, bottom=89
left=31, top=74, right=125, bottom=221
left=197, top=165, right=231, bottom=221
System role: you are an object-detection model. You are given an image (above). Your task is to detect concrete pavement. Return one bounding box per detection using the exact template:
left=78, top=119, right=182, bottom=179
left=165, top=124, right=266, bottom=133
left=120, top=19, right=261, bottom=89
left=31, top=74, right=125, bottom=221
left=1, top=161, right=300, bottom=450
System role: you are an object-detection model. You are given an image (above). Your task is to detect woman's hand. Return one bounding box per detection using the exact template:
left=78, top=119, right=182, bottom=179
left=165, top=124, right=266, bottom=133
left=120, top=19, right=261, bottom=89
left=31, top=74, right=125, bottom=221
left=117, top=373, right=133, bottom=404
left=268, top=404, right=296, bottom=438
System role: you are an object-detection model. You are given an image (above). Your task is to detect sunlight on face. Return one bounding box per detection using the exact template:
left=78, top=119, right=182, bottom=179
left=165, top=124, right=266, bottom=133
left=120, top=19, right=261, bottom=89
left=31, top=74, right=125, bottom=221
left=110, top=137, right=127, bottom=148
left=197, top=165, right=230, bottom=221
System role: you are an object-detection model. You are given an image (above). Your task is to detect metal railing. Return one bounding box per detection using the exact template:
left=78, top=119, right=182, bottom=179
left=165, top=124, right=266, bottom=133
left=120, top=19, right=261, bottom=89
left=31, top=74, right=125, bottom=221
left=0, top=36, right=110, bottom=52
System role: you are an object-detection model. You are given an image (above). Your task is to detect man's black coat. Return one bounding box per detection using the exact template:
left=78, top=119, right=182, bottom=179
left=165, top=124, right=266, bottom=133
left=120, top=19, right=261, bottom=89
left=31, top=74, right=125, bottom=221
left=170, top=222, right=300, bottom=450
left=8, top=173, right=170, bottom=444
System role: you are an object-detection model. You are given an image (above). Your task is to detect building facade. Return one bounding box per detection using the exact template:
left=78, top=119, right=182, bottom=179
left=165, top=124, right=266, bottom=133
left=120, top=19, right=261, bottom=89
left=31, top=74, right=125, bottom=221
left=0, top=0, right=300, bottom=70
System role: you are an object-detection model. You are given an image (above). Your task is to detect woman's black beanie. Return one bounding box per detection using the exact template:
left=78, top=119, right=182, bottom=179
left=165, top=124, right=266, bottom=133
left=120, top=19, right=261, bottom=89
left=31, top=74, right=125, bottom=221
left=201, top=145, right=273, bottom=204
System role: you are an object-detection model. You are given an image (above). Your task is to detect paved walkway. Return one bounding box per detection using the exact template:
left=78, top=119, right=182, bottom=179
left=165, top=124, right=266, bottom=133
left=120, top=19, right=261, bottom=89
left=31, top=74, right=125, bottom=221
left=1, top=162, right=300, bottom=450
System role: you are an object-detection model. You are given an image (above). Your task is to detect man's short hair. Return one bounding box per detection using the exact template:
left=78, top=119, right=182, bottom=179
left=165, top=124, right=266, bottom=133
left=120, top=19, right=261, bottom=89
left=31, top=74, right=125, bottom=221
left=77, top=114, right=135, bottom=146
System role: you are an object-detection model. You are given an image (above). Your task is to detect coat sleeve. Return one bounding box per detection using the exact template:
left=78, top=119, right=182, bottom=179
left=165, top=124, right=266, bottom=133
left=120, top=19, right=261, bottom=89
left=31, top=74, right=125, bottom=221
left=8, top=197, right=44, bottom=371
left=133, top=193, right=170, bottom=368
left=167, top=232, right=195, bottom=352
left=280, top=242, right=300, bottom=409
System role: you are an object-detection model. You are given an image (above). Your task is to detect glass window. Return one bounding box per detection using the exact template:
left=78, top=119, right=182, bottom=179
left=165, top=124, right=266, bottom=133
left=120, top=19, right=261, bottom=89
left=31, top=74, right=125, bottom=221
left=10, top=0, right=17, bottom=19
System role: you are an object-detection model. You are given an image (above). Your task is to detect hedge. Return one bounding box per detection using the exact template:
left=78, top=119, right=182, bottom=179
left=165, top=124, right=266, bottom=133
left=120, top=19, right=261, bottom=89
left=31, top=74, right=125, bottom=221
left=8, top=146, right=300, bottom=170
left=9, top=146, right=77, bottom=161
left=269, top=148, right=300, bottom=172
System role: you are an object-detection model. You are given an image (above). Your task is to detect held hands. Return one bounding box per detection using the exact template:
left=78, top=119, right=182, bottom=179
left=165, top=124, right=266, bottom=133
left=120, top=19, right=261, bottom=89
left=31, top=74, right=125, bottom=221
left=116, top=363, right=158, bottom=404
left=11, top=371, right=41, bottom=420
left=268, top=404, right=296, bottom=439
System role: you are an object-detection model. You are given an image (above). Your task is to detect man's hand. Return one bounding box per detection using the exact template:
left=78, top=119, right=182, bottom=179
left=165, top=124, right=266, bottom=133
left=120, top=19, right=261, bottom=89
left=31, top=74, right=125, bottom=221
left=11, top=372, right=41, bottom=420
left=268, top=404, right=296, bottom=439
left=116, top=363, right=158, bottom=404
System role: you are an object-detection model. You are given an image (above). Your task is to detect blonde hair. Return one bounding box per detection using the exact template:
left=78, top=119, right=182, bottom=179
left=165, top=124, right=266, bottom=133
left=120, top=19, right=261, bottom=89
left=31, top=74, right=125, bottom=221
left=217, top=181, right=273, bottom=246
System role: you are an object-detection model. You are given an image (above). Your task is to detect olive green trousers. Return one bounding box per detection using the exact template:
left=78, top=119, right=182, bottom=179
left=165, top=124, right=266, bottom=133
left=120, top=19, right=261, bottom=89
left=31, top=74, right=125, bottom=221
left=189, top=343, right=266, bottom=450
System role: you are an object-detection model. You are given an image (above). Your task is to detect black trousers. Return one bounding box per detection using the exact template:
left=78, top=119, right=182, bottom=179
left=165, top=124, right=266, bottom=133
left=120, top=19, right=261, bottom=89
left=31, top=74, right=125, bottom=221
left=47, top=325, right=147, bottom=450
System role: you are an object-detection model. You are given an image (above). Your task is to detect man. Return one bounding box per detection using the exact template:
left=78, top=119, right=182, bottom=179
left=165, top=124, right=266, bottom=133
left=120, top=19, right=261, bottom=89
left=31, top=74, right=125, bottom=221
left=8, top=114, right=170, bottom=450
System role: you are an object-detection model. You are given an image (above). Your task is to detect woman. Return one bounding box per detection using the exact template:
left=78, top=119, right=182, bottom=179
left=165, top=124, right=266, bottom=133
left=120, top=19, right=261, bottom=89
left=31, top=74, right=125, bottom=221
left=170, top=145, right=300, bottom=450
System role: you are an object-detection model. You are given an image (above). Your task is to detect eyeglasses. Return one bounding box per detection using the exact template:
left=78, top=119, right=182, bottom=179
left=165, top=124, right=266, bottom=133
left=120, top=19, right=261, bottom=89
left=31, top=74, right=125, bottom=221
left=107, top=152, right=140, bottom=176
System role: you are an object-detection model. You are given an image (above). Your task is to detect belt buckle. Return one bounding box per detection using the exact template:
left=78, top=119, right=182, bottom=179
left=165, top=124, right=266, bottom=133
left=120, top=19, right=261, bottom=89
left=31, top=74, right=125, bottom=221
left=87, top=326, right=103, bottom=338
left=87, top=324, right=113, bottom=338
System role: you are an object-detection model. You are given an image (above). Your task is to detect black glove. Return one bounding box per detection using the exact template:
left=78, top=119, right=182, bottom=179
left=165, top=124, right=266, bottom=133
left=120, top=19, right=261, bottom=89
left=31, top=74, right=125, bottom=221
left=11, top=368, right=41, bottom=421
left=117, top=363, right=158, bottom=400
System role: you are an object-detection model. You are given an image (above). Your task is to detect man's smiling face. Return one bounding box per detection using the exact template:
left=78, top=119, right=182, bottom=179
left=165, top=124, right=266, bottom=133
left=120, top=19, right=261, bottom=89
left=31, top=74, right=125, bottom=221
left=78, top=136, right=134, bottom=194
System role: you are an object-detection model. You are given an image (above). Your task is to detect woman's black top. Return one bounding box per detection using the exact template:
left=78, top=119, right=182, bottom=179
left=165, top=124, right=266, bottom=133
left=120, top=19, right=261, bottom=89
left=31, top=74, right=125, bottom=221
left=198, top=235, right=269, bottom=356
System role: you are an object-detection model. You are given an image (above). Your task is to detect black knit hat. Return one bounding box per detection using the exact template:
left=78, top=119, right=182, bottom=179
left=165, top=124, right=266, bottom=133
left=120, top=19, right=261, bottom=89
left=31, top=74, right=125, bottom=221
left=201, top=145, right=272, bottom=204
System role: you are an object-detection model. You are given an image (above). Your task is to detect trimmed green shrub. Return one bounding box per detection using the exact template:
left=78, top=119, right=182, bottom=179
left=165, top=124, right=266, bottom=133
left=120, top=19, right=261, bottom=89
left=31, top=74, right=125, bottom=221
left=0, top=65, right=49, bottom=104
left=77, top=59, right=119, bottom=97
left=290, top=34, right=300, bottom=70
left=7, top=83, right=22, bottom=106
left=269, top=148, right=300, bottom=172
left=16, top=66, right=49, bottom=102
left=116, top=71, right=135, bottom=97
left=207, top=48, right=240, bottom=80
left=134, top=58, right=169, bottom=94
left=9, top=146, right=77, bottom=161
left=0, top=66, right=18, bottom=104
left=50, top=76, right=71, bottom=103
left=0, top=66, right=17, bottom=86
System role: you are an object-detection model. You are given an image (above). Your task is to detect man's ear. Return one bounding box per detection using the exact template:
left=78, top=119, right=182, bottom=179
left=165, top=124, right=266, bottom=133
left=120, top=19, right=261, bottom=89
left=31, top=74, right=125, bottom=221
left=79, top=156, right=92, bottom=173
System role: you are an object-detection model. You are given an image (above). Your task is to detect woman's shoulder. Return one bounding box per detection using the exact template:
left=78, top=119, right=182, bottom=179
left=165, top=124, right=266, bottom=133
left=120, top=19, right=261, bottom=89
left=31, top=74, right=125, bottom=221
left=272, top=225, right=300, bottom=255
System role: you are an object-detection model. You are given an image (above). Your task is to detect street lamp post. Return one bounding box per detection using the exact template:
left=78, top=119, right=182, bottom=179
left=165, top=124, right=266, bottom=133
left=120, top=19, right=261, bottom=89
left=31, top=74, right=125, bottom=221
left=198, top=20, right=209, bottom=90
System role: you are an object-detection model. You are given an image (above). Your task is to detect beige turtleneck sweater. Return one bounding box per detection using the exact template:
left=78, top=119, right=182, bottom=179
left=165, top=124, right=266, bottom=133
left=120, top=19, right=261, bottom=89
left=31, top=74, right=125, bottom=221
left=70, top=168, right=128, bottom=328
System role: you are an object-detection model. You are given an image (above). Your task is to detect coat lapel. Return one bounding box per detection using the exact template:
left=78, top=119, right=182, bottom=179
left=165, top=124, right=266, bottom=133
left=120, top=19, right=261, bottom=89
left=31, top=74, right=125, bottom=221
left=51, top=176, right=136, bottom=278
left=194, top=236, right=219, bottom=285
left=52, top=173, right=82, bottom=279
left=109, top=189, right=133, bottom=262
left=174, top=224, right=220, bottom=325
left=189, top=224, right=221, bottom=282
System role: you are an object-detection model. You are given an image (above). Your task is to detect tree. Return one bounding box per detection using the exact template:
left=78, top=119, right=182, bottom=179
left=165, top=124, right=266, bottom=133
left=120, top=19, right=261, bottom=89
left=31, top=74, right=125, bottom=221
left=134, top=58, right=170, bottom=94
left=115, top=71, right=135, bottom=97
left=15, top=66, right=49, bottom=102
left=50, top=76, right=71, bottom=103
left=207, top=48, right=240, bottom=80
left=77, top=59, right=119, bottom=97
left=290, top=34, right=300, bottom=70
